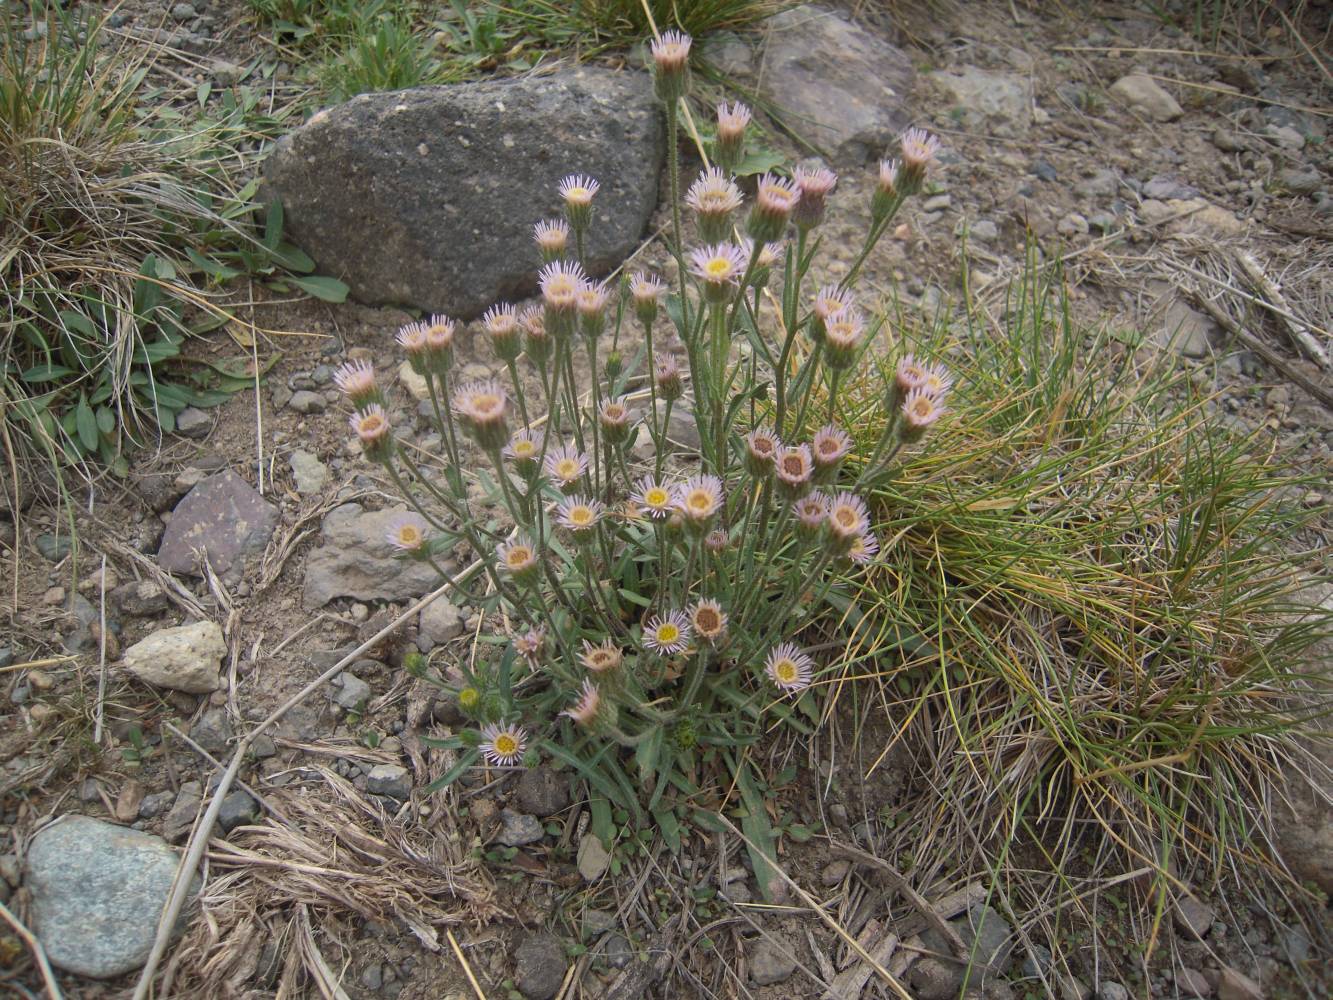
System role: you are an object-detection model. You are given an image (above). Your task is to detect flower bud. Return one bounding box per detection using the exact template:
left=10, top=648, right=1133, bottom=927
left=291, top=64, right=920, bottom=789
left=483, top=305, right=522, bottom=364
left=792, top=166, right=837, bottom=230
left=715, top=101, right=751, bottom=175
left=630, top=273, right=665, bottom=328
left=651, top=30, right=692, bottom=104
left=746, top=173, right=800, bottom=244
left=654, top=352, right=683, bottom=401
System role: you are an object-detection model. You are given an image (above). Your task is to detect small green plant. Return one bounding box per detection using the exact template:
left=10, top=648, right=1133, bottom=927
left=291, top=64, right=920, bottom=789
left=317, top=13, right=455, bottom=101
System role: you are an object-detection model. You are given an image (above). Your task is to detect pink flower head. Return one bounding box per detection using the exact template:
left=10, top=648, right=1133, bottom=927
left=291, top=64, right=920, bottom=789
left=895, top=353, right=930, bottom=400
left=651, top=30, right=692, bottom=102
left=792, top=492, right=830, bottom=537
left=513, top=625, right=547, bottom=665
left=827, top=492, right=870, bottom=546
left=384, top=512, right=428, bottom=553
left=579, top=639, right=624, bottom=674
left=654, top=352, right=684, bottom=400
left=765, top=642, right=813, bottom=694
left=690, top=598, right=728, bottom=644
left=563, top=678, right=602, bottom=726
left=847, top=530, right=880, bottom=566
left=497, top=535, right=539, bottom=580
left=576, top=281, right=609, bottom=337
left=555, top=494, right=605, bottom=537
left=544, top=443, right=589, bottom=491
left=792, top=166, right=837, bottom=229
left=482, top=304, right=522, bottom=361
left=396, top=320, right=430, bottom=373
left=716, top=101, right=752, bottom=143
left=811, top=423, right=853, bottom=469
left=519, top=304, right=550, bottom=363
left=533, top=218, right=569, bottom=260
left=899, top=128, right=940, bottom=193
left=774, top=443, right=814, bottom=497
left=631, top=272, right=666, bottom=326
left=559, top=174, right=599, bottom=209
left=479, top=722, right=527, bottom=766
left=452, top=379, right=509, bottom=451
left=744, top=428, right=781, bottom=477
left=539, top=260, right=587, bottom=315
left=705, top=529, right=729, bottom=553
left=632, top=475, right=675, bottom=520
left=349, top=404, right=392, bottom=461
left=689, top=242, right=748, bottom=285
left=333, top=360, right=380, bottom=410
left=901, top=387, right=946, bottom=442
left=687, top=167, right=743, bottom=241
left=823, top=306, right=867, bottom=369
left=748, top=172, right=800, bottom=242
left=598, top=395, right=635, bottom=444
left=674, top=473, right=724, bottom=527
left=643, top=610, right=692, bottom=656
left=921, top=362, right=952, bottom=399
left=503, top=427, right=543, bottom=472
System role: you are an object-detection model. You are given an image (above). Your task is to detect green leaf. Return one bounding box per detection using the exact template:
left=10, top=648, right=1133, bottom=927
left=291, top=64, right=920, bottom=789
left=786, top=823, right=815, bottom=843
left=589, top=797, right=614, bottom=846
left=263, top=199, right=284, bottom=252
left=652, top=805, right=681, bottom=854
left=75, top=395, right=97, bottom=451
left=289, top=274, right=349, bottom=303
left=273, top=242, right=315, bottom=273
left=95, top=406, right=115, bottom=435
left=58, top=310, right=97, bottom=339
left=419, top=734, right=465, bottom=751
left=196, top=81, right=212, bottom=106
left=186, top=247, right=243, bottom=281
left=21, top=364, right=76, bottom=383
left=540, top=738, right=644, bottom=823
left=731, top=146, right=785, bottom=177
left=617, top=588, right=651, bottom=608
left=736, top=760, right=782, bottom=902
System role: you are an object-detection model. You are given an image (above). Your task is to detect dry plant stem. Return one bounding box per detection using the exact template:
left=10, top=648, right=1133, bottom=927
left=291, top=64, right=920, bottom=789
left=711, top=813, right=914, bottom=1000
left=832, top=843, right=969, bottom=959
left=0, top=899, right=63, bottom=1000
left=94, top=552, right=108, bottom=744
left=1232, top=250, right=1330, bottom=369
left=1186, top=292, right=1333, bottom=408
left=128, top=565, right=479, bottom=1000
left=446, top=929, right=489, bottom=1000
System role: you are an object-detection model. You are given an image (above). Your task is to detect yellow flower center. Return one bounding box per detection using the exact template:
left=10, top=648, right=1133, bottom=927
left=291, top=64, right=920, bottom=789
left=657, top=624, right=680, bottom=644
left=566, top=186, right=591, bottom=203
left=459, top=687, right=479, bottom=708
left=686, top=490, right=711, bottom=513
left=775, top=659, right=798, bottom=683
left=471, top=393, right=501, bottom=416
left=397, top=526, right=421, bottom=546
left=834, top=508, right=857, bottom=528
left=782, top=455, right=804, bottom=476
left=911, top=399, right=933, bottom=418
left=570, top=507, right=594, bottom=526
left=555, top=459, right=579, bottom=479
left=359, top=414, right=386, bottom=435
left=506, top=546, right=532, bottom=567
left=705, top=258, right=732, bottom=279
left=493, top=734, right=517, bottom=756
left=513, top=442, right=534, bottom=457
left=645, top=488, right=668, bottom=508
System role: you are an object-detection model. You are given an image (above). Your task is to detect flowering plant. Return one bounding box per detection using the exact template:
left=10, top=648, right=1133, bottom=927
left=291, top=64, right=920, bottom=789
left=337, top=29, right=948, bottom=868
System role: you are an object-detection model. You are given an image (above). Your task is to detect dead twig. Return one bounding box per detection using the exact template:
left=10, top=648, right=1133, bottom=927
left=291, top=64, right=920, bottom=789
left=832, top=843, right=971, bottom=960
left=1186, top=291, right=1333, bottom=409
left=0, top=899, right=64, bottom=1000
left=1233, top=250, right=1330, bottom=370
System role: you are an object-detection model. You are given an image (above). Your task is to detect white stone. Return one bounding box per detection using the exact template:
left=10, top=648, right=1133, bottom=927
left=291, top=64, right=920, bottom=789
left=1109, top=74, right=1183, bottom=121
left=122, top=621, right=225, bottom=694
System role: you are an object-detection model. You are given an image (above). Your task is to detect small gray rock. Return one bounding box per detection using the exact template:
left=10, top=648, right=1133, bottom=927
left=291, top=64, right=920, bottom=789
left=749, top=932, right=798, bottom=986
left=496, top=809, right=543, bottom=847
left=217, top=790, right=259, bottom=832
left=25, top=815, right=201, bottom=978
left=577, top=835, right=612, bottom=882
left=138, top=791, right=175, bottom=820
left=1075, top=168, right=1118, bottom=198
left=1057, top=212, right=1090, bottom=236
left=583, top=909, right=617, bottom=936
left=1109, top=74, right=1183, bottom=121
left=360, top=963, right=383, bottom=990
left=251, top=734, right=277, bottom=759
left=968, top=219, right=999, bottom=242
left=162, top=782, right=202, bottom=842
left=1098, top=983, right=1130, bottom=1000
left=922, top=193, right=952, bottom=212
left=514, top=932, right=566, bottom=1000
left=931, top=64, right=1032, bottom=135
left=419, top=596, right=464, bottom=645
left=1217, top=967, right=1262, bottom=1000
left=112, top=579, right=169, bottom=617
left=757, top=5, right=915, bottom=161
left=302, top=504, right=443, bottom=608
left=515, top=767, right=570, bottom=817
left=1212, top=129, right=1245, bottom=152
left=212, top=59, right=245, bottom=84
left=366, top=763, right=411, bottom=800
left=911, top=957, right=961, bottom=1000
left=189, top=708, right=232, bottom=756
left=170, top=3, right=196, bottom=21
left=820, top=859, right=850, bottom=886
left=1279, top=167, right=1321, bottom=195
left=35, top=533, right=71, bottom=562
left=175, top=406, right=212, bottom=439
left=1143, top=174, right=1199, bottom=200
left=334, top=671, right=371, bottom=710
left=1176, top=967, right=1213, bottom=998
left=600, top=932, right=633, bottom=969
left=289, top=449, right=329, bottom=495
left=1022, top=943, right=1052, bottom=978
left=287, top=389, right=326, bottom=414
left=1174, top=893, right=1215, bottom=938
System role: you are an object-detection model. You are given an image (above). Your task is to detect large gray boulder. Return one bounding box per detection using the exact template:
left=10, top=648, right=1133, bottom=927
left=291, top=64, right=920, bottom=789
left=756, top=5, right=914, bottom=163
left=24, top=815, right=201, bottom=979
left=263, top=67, right=664, bottom=319
left=302, top=503, right=442, bottom=608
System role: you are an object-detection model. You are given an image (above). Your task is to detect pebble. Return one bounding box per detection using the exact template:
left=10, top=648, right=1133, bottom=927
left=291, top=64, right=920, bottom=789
left=1212, top=129, right=1245, bottom=152
left=921, top=193, right=952, bottom=212
left=1176, top=967, right=1213, bottom=997
left=1098, top=984, right=1130, bottom=1000
left=1057, top=212, right=1089, bottom=236
left=601, top=932, right=633, bottom=969
left=577, top=834, right=612, bottom=881
left=175, top=406, right=212, bottom=439
left=170, top=3, right=196, bottom=21
left=515, top=767, right=570, bottom=817
left=360, top=963, right=383, bottom=990
left=1278, top=167, right=1321, bottom=195
left=1174, top=893, right=1215, bottom=938
left=513, top=933, right=566, bottom=1000
left=35, top=533, right=71, bottom=562
left=217, top=790, right=260, bottom=832
left=1030, top=159, right=1059, bottom=182
left=1109, top=73, right=1183, bottom=121
left=138, top=790, right=175, bottom=819
left=289, top=449, right=329, bottom=495
left=496, top=809, right=543, bottom=847
left=287, top=389, right=326, bottom=414
left=1217, top=967, right=1263, bottom=1000
left=820, top=859, right=850, bottom=886
left=333, top=672, right=371, bottom=710
left=748, top=933, right=798, bottom=985
left=366, top=763, right=411, bottom=800
left=1267, top=125, right=1305, bottom=151
left=42, top=586, right=66, bottom=606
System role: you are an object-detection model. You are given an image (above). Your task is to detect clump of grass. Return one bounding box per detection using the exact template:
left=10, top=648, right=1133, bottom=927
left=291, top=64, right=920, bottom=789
left=559, top=0, right=791, bottom=39
left=834, top=248, right=1331, bottom=968
left=316, top=12, right=458, bottom=102
left=1, top=5, right=341, bottom=499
